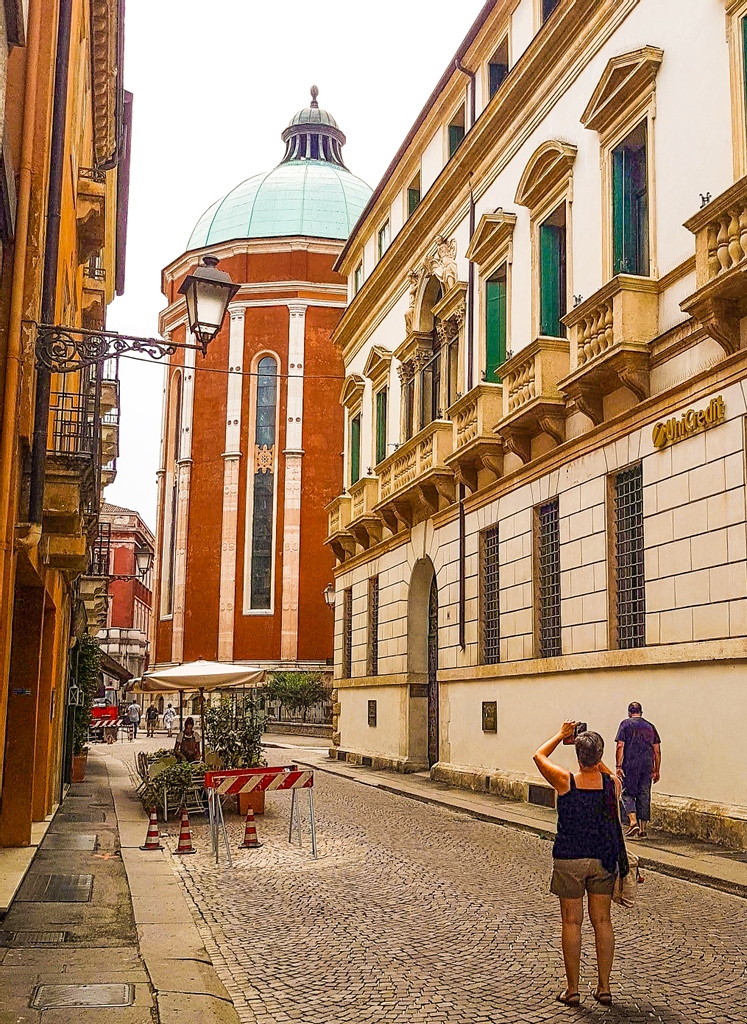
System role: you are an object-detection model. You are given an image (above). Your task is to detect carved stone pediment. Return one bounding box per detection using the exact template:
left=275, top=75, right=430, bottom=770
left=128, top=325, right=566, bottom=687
left=432, top=280, right=467, bottom=326
left=394, top=331, right=432, bottom=368
left=515, top=141, right=577, bottom=213
left=339, top=373, right=365, bottom=410
left=581, top=46, right=663, bottom=136
left=363, top=345, right=393, bottom=387
left=465, top=211, right=517, bottom=268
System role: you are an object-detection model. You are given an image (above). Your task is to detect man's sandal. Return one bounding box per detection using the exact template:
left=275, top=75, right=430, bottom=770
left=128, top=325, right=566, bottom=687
left=556, top=992, right=581, bottom=1007
left=593, top=989, right=613, bottom=1006
left=624, top=824, right=639, bottom=838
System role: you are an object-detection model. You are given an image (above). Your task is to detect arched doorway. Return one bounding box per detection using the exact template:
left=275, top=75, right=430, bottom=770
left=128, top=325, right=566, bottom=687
left=408, top=558, right=440, bottom=768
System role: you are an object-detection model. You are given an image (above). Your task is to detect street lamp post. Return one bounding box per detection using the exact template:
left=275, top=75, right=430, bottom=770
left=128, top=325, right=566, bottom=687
left=323, top=584, right=335, bottom=609
left=104, top=546, right=153, bottom=584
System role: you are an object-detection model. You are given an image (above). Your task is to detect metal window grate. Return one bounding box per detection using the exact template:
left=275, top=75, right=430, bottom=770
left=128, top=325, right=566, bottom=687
left=342, top=588, right=353, bottom=678
left=615, top=464, right=645, bottom=648
left=368, top=576, right=379, bottom=676
left=482, top=525, right=500, bottom=664
left=537, top=498, right=561, bottom=658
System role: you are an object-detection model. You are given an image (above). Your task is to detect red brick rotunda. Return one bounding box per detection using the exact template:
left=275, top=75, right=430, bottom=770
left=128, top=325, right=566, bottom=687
left=152, top=89, right=371, bottom=671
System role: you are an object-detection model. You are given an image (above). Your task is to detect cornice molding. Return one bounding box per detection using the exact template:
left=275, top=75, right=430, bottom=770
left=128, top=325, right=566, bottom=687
left=162, top=236, right=345, bottom=285
left=91, top=0, right=118, bottom=166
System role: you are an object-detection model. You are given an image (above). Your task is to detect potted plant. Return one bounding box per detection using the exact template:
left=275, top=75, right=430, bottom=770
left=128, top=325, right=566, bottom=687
left=70, top=633, right=101, bottom=782
left=203, top=695, right=267, bottom=813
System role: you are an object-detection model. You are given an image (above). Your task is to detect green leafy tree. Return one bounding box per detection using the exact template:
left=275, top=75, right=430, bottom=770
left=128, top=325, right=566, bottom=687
left=71, top=632, right=101, bottom=755
left=264, top=672, right=329, bottom=722
left=203, top=695, right=266, bottom=768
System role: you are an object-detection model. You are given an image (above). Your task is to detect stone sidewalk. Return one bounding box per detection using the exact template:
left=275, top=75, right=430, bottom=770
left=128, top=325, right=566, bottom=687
left=0, top=747, right=240, bottom=1024
left=265, top=736, right=747, bottom=898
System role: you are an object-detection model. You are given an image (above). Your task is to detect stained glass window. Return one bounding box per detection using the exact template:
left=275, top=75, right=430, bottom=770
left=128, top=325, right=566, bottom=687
left=250, top=357, right=277, bottom=609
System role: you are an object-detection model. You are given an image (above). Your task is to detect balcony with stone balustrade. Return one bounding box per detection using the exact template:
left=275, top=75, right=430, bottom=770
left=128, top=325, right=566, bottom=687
left=558, top=275, right=657, bottom=425
left=375, top=420, right=455, bottom=533
left=681, top=174, right=747, bottom=355
left=444, top=384, right=504, bottom=492
left=347, top=476, right=382, bottom=550
left=494, top=336, right=569, bottom=464
left=325, top=493, right=355, bottom=563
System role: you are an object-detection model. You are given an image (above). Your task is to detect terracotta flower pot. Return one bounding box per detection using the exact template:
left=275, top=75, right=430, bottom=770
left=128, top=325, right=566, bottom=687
left=238, top=790, right=265, bottom=816
left=71, top=752, right=88, bottom=783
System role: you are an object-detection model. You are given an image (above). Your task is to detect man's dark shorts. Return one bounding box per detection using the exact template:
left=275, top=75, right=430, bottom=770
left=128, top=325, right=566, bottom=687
left=621, top=769, right=652, bottom=821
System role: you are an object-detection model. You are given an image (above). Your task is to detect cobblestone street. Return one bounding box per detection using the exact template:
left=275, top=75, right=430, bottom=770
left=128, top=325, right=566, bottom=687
left=151, top=748, right=747, bottom=1024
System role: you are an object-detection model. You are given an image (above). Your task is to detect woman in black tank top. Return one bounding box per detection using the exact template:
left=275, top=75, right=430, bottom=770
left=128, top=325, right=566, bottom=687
left=533, top=722, right=626, bottom=1008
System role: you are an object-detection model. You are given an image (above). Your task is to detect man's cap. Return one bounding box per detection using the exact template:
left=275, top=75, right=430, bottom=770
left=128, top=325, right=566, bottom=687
left=628, top=701, right=643, bottom=715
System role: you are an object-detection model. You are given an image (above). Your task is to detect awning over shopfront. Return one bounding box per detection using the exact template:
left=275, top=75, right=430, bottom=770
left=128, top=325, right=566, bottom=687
left=129, top=659, right=266, bottom=693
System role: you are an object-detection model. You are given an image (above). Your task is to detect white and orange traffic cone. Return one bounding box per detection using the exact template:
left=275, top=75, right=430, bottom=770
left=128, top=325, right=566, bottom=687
left=174, top=806, right=196, bottom=855
left=140, top=807, right=163, bottom=850
left=239, top=806, right=262, bottom=849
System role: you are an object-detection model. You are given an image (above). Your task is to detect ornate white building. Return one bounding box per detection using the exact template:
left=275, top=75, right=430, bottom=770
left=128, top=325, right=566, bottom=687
left=326, top=0, right=747, bottom=847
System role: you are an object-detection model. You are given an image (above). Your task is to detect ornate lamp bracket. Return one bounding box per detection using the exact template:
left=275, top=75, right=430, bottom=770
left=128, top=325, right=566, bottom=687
left=33, top=323, right=201, bottom=373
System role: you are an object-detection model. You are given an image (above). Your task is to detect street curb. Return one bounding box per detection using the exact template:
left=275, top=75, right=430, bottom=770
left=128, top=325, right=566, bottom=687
left=264, top=743, right=747, bottom=901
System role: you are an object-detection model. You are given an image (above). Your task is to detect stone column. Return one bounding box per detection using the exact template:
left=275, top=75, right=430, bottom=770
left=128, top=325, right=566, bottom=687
left=218, top=306, right=245, bottom=661
left=280, top=302, right=307, bottom=662
left=171, top=339, right=196, bottom=665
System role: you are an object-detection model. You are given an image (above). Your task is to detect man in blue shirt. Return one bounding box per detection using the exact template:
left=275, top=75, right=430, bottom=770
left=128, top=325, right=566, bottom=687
left=615, top=702, right=661, bottom=839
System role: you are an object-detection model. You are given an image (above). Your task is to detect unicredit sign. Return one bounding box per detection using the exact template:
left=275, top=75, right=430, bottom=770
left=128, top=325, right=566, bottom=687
left=652, top=396, right=725, bottom=450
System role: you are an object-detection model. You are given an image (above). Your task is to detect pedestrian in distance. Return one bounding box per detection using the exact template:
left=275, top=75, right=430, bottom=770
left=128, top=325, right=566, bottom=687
left=145, top=703, right=159, bottom=738
left=126, top=700, right=141, bottom=740
left=174, top=717, right=200, bottom=762
left=534, top=722, right=627, bottom=1008
left=163, top=703, right=176, bottom=738
left=615, top=702, right=661, bottom=840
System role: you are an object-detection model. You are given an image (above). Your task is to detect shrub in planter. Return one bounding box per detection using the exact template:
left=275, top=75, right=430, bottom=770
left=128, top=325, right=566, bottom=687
left=70, top=633, right=102, bottom=780
left=203, top=696, right=267, bottom=814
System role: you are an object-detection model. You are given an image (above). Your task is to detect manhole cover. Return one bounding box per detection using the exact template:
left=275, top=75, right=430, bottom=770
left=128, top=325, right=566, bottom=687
left=0, top=931, right=67, bottom=946
left=18, top=874, right=93, bottom=902
left=42, top=833, right=97, bottom=851
left=57, top=812, right=106, bottom=823
left=31, top=984, right=133, bottom=1009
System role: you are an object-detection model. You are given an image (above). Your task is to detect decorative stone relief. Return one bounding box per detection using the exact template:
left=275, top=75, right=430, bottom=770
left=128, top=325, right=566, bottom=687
left=429, top=235, right=458, bottom=292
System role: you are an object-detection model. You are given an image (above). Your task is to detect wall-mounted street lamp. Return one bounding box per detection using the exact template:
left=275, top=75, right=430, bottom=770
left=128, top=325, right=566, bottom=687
left=103, top=545, right=153, bottom=583
left=323, top=584, right=336, bottom=609
left=34, top=256, right=239, bottom=372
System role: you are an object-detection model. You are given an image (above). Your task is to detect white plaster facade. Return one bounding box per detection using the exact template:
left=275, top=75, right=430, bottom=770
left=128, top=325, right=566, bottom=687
left=328, top=0, right=747, bottom=846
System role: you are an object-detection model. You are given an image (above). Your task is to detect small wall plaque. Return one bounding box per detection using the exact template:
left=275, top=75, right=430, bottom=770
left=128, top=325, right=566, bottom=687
left=367, top=700, right=377, bottom=727
left=482, top=701, right=497, bottom=733
left=409, top=684, right=428, bottom=698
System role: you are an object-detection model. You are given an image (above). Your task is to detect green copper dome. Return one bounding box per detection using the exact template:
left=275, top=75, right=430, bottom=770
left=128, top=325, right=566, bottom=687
left=187, top=88, right=371, bottom=250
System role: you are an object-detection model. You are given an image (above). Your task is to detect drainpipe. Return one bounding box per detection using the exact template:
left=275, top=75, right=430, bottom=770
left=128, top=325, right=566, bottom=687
left=0, top=0, right=44, bottom=582
left=28, top=0, right=74, bottom=526
left=455, top=61, right=477, bottom=393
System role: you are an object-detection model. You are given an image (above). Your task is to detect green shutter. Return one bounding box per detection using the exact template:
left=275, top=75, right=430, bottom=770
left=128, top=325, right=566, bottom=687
left=407, top=188, right=420, bottom=218
left=375, top=389, right=387, bottom=465
left=485, top=273, right=506, bottom=382
left=350, top=415, right=360, bottom=485
left=448, top=124, right=464, bottom=158
left=612, top=124, right=648, bottom=276
left=539, top=222, right=565, bottom=337
left=612, top=144, right=626, bottom=274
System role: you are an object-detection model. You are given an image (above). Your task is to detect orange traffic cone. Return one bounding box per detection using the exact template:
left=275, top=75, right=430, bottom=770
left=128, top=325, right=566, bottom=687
left=140, top=807, right=163, bottom=850
left=239, top=806, right=262, bottom=849
left=174, top=806, right=196, bottom=855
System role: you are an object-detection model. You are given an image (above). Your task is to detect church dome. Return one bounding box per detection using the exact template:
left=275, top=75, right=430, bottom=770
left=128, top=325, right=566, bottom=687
left=187, top=87, right=371, bottom=250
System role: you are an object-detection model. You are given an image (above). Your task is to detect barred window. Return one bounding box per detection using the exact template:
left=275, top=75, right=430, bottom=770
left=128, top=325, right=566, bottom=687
left=614, top=465, right=645, bottom=648
left=481, top=525, right=500, bottom=664
left=367, top=576, right=379, bottom=675
left=342, top=587, right=353, bottom=678
left=536, top=498, right=561, bottom=658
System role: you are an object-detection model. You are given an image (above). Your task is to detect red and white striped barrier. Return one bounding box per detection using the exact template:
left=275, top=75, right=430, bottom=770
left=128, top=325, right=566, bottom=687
left=205, top=768, right=313, bottom=796
left=204, top=765, right=317, bottom=864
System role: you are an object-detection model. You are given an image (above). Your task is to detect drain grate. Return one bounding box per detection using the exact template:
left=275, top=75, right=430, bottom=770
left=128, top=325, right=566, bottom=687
left=56, top=811, right=106, bottom=823
left=42, top=833, right=97, bottom=852
left=0, top=931, right=67, bottom=946
left=31, top=984, right=134, bottom=1009
left=17, top=874, right=93, bottom=902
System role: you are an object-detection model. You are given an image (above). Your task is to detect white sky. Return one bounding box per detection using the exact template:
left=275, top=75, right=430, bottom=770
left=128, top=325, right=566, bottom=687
left=105, top=0, right=486, bottom=531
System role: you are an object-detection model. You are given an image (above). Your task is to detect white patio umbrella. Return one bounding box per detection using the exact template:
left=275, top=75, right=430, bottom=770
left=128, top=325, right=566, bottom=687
left=132, top=660, right=267, bottom=757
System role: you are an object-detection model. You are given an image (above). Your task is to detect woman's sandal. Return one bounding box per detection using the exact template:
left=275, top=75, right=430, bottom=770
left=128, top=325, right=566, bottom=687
left=624, top=824, right=639, bottom=838
left=593, top=989, right=613, bottom=1006
left=556, top=992, right=581, bottom=1007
